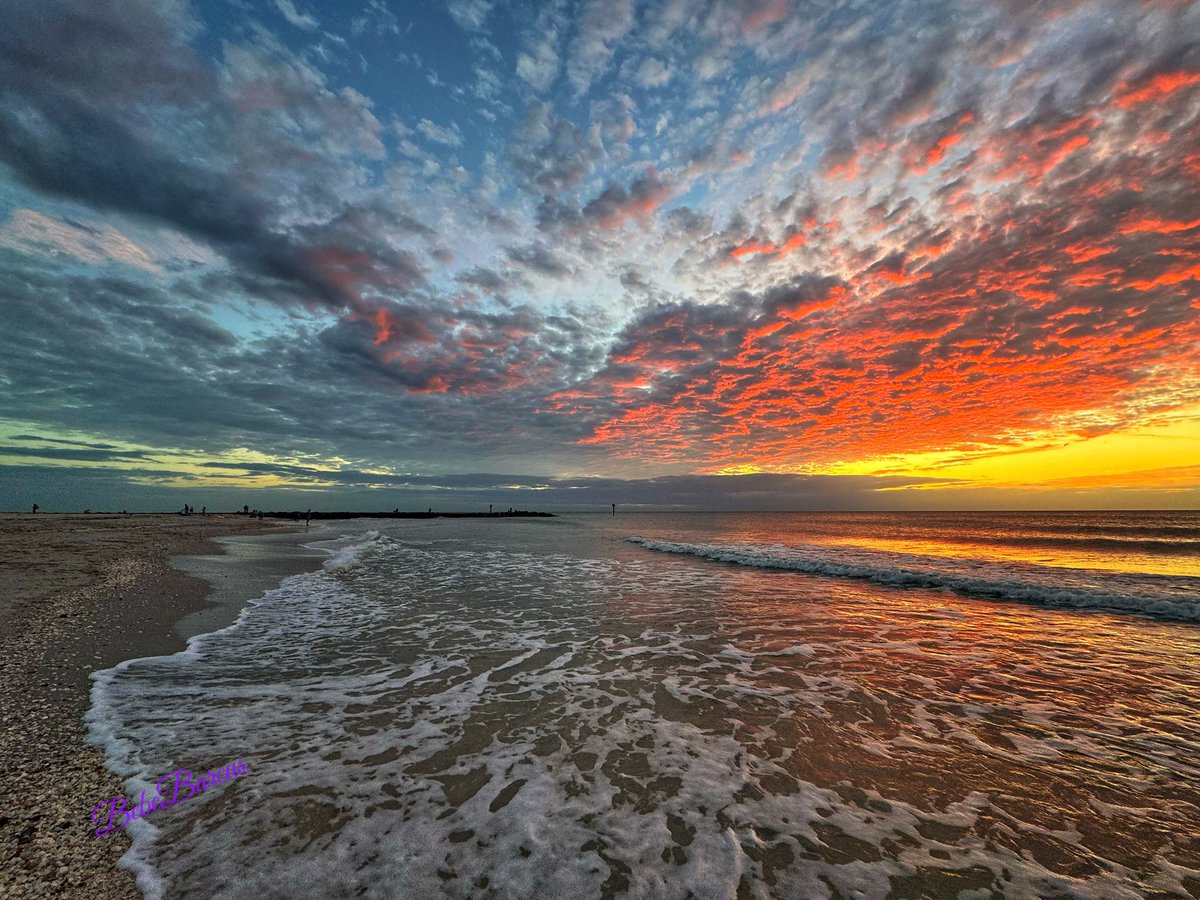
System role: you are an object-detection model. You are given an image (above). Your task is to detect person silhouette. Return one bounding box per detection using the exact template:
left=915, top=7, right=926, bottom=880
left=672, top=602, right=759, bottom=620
left=32, top=503, right=39, bottom=514
left=305, top=509, right=311, bottom=530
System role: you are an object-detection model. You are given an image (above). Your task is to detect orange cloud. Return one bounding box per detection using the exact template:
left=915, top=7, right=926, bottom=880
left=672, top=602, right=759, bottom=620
left=372, top=307, right=393, bottom=345
left=912, top=112, right=976, bottom=174
left=1114, top=70, right=1200, bottom=109
left=730, top=232, right=806, bottom=260
left=565, top=184, right=1200, bottom=469
left=1118, top=214, right=1200, bottom=235
left=538, top=38, right=1200, bottom=478
left=1128, top=264, right=1200, bottom=291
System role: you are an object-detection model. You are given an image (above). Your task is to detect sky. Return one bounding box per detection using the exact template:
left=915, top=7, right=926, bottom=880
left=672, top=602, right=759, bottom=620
left=1, top=0, right=1199, bottom=512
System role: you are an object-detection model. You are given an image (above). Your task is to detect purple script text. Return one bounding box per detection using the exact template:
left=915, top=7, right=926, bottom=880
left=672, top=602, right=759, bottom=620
left=91, top=758, right=249, bottom=838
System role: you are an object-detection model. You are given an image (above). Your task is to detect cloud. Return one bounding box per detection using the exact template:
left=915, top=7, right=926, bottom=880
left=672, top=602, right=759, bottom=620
left=512, top=1, right=567, bottom=94
left=0, top=209, right=161, bottom=273
left=0, top=244, right=610, bottom=472
left=741, top=0, right=791, bottom=33
left=566, top=0, right=636, bottom=96
left=416, top=118, right=464, bottom=147
left=508, top=103, right=603, bottom=194
left=9, top=435, right=122, bottom=450
left=0, top=0, right=417, bottom=325
left=634, top=57, right=673, bottom=88
left=446, top=0, right=493, bottom=32
left=0, top=445, right=155, bottom=463
left=581, top=171, right=674, bottom=230
left=505, top=243, right=573, bottom=279
left=273, top=0, right=319, bottom=31
left=0, top=458, right=951, bottom=512
left=517, top=43, right=560, bottom=93
left=351, top=0, right=401, bottom=37
left=1, top=0, right=1198, bottom=510
left=561, top=122, right=1200, bottom=466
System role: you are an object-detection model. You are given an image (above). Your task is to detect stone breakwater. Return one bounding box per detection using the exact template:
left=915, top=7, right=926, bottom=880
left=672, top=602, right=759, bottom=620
left=90, top=759, right=249, bottom=838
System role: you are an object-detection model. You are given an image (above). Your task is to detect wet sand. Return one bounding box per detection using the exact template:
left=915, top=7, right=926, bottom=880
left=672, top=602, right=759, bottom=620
left=0, top=514, right=318, bottom=899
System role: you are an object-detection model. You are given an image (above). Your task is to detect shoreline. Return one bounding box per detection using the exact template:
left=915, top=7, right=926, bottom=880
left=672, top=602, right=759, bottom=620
left=0, top=514, right=317, bottom=899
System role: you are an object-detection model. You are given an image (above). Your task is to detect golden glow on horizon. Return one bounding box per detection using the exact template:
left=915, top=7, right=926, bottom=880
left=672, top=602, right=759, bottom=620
left=821, top=405, right=1200, bottom=493
left=4, top=410, right=1199, bottom=507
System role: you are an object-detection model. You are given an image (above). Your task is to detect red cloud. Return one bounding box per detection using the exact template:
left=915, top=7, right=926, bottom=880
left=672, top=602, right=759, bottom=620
left=1118, top=214, right=1200, bottom=235
left=559, top=69, right=1200, bottom=468
left=730, top=232, right=806, bottom=260
left=1114, top=70, right=1200, bottom=109
left=372, top=307, right=393, bottom=346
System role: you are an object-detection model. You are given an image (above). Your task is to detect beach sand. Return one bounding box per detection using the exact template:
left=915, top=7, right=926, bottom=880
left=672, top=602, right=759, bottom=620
left=0, top=514, right=316, bottom=899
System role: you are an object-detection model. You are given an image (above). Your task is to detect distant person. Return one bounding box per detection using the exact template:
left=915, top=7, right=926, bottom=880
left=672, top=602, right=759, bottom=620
left=612, top=503, right=616, bottom=516
left=305, top=508, right=311, bottom=530
left=243, top=504, right=250, bottom=515
left=31, top=504, right=38, bottom=514
left=201, top=506, right=207, bottom=516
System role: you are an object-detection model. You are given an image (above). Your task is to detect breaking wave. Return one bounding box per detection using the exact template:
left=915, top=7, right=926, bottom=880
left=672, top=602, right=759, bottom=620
left=628, top=537, right=1200, bottom=622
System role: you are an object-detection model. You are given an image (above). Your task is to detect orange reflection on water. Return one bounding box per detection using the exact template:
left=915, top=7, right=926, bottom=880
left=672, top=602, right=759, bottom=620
left=809, top=534, right=1200, bottom=578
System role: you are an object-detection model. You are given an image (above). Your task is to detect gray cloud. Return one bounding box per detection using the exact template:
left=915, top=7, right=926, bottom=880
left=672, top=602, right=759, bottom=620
left=1, top=0, right=1198, bottom=511
left=0, top=461, right=950, bottom=513
left=566, top=0, right=637, bottom=97
left=0, top=446, right=156, bottom=463
left=0, top=0, right=413, bottom=321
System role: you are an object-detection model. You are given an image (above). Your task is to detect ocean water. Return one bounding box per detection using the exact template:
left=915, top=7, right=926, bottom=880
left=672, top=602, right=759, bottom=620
left=87, top=512, right=1200, bottom=899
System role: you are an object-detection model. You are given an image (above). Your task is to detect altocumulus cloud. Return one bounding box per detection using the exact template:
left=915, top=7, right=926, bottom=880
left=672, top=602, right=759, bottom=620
left=0, top=0, right=1197, bottom=509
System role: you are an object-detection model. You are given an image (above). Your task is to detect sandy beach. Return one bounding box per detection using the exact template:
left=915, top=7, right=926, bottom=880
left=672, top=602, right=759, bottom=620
left=0, top=514, right=313, bottom=899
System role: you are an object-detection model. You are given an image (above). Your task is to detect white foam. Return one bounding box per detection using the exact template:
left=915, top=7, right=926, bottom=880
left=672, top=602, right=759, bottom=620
left=315, top=529, right=384, bottom=572
left=86, top=528, right=387, bottom=898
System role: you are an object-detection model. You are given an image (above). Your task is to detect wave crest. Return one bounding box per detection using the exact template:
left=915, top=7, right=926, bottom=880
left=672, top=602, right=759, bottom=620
left=627, top=537, right=1200, bottom=622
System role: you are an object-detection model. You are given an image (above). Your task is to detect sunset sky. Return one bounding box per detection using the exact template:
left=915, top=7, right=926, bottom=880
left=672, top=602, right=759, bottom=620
left=2, top=0, right=1199, bottom=511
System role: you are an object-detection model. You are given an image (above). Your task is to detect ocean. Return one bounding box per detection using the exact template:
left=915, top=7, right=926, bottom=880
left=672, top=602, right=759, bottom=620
left=87, top=511, right=1200, bottom=899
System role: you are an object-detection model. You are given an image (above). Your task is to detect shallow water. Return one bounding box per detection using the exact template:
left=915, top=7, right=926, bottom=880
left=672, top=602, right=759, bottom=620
left=88, top=512, right=1200, bottom=898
